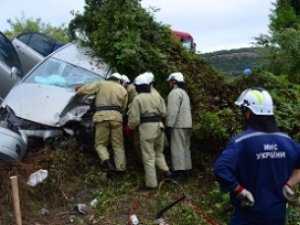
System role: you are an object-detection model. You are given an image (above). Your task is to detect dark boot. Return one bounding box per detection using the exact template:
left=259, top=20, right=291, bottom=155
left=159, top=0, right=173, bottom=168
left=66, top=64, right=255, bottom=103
left=112, top=170, right=126, bottom=178
left=102, top=160, right=115, bottom=172
left=184, top=170, right=192, bottom=177
left=163, top=170, right=174, bottom=179
left=172, top=170, right=188, bottom=182
left=138, top=186, right=156, bottom=192
left=106, top=170, right=126, bottom=180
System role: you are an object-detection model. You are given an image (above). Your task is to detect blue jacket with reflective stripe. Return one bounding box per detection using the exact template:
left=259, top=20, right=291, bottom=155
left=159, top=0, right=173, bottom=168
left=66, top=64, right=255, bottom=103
left=214, top=128, right=300, bottom=223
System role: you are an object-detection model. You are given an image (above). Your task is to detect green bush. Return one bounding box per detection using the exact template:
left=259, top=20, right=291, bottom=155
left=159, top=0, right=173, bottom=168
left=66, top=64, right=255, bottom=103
left=193, top=109, right=238, bottom=150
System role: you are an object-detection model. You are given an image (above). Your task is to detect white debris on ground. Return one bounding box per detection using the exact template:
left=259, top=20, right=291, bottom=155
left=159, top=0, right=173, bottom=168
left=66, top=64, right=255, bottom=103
left=27, top=169, right=48, bottom=187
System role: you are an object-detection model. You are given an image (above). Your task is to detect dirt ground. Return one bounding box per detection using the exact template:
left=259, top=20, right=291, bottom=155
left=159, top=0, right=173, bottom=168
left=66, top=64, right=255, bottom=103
left=1, top=141, right=299, bottom=225
left=0, top=139, right=230, bottom=225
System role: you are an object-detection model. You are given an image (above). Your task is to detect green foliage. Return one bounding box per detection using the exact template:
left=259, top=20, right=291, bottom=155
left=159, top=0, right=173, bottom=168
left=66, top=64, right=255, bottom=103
left=186, top=70, right=300, bottom=148
left=256, top=0, right=300, bottom=79
left=69, top=0, right=183, bottom=79
left=287, top=207, right=300, bottom=225
left=291, top=0, right=300, bottom=15
left=270, top=0, right=300, bottom=32
left=274, top=28, right=300, bottom=79
left=257, top=28, right=300, bottom=78
left=4, top=15, right=70, bottom=43
left=193, top=109, right=239, bottom=149
left=170, top=205, right=205, bottom=225
left=205, top=182, right=231, bottom=223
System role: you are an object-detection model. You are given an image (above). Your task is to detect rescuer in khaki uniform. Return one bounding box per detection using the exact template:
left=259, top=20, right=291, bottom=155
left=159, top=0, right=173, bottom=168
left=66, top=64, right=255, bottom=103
left=121, top=75, right=137, bottom=105
left=142, top=72, right=160, bottom=97
left=76, top=73, right=128, bottom=172
left=128, top=74, right=171, bottom=189
left=166, top=72, right=192, bottom=179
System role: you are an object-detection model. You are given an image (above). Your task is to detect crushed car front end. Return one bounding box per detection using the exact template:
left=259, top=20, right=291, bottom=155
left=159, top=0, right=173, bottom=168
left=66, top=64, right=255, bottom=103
left=0, top=43, right=110, bottom=160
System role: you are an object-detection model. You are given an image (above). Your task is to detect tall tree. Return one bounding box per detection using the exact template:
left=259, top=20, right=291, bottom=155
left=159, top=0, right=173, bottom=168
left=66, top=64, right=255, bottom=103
left=69, top=0, right=181, bottom=79
left=291, top=0, right=300, bottom=15
left=257, top=0, right=300, bottom=81
left=270, top=0, right=300, bottom=32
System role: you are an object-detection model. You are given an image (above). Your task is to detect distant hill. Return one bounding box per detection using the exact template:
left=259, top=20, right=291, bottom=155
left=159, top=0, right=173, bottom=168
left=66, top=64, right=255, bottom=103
left=202, top=47, right=262, bottom=75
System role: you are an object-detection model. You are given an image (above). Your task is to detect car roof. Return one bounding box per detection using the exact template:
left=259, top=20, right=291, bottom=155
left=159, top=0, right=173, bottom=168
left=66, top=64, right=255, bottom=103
left=50, top=42, right=111, bottom=78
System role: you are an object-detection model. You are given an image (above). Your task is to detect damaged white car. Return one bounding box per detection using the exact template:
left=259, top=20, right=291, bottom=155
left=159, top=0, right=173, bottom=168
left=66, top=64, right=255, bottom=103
left=0, top=43, right=111, bottom=160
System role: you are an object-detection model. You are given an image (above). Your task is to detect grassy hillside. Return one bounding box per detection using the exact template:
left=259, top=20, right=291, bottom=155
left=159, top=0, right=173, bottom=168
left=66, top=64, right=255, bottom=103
left=203, top=48, right=263, bottom=75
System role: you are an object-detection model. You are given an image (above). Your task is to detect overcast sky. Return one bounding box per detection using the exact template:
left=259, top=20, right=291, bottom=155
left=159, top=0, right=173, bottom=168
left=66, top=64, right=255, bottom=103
left=0, top=0, right=275, bottom=53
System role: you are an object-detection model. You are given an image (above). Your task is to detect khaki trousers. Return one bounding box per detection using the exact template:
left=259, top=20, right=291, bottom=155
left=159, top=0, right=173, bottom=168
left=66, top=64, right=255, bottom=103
left=171, top=128, right=192, bottom=171
left=140, top=123, right=169, bottom=188
left=95, top=121, right=126, bottom=171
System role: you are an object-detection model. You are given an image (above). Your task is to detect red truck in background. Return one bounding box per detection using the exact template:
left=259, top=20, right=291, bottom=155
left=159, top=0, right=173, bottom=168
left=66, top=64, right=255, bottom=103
left=172, top=30, right=196, bottom=52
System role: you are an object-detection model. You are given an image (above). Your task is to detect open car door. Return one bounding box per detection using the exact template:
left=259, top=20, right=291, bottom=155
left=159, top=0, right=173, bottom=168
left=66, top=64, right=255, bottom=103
left=0, top=32, right=23, bottom=98
left=12, top=32, right=64, bottom=74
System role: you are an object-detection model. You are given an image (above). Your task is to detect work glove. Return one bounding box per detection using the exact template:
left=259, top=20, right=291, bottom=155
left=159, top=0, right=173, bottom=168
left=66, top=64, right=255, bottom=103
left=74, top=85, right=83, bottom=92
left=234, top=185, right=255, bottom=207
left=283, top=183, right=296, bottom=202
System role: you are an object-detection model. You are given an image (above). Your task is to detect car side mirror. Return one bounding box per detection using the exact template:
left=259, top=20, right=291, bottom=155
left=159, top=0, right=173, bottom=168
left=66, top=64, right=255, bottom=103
left=10, top=66, right=19, bottom=80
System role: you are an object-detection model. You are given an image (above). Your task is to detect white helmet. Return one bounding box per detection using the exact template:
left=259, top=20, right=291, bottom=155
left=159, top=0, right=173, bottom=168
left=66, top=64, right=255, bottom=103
left=235, top=88, right=274, bottom=116
left=121, top=75, right=130, bottom=84
left=140, top=72, right=154, bottom=84
left=167, top=72, right=185, bottom=82
left=109, top=72, right=122, bottom=80
left=134, top=74, right=149, bottom=86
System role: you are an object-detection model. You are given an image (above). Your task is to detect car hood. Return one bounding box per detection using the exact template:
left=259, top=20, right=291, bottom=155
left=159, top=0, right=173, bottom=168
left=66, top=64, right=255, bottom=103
left=2, top=83, right=86, bottom=127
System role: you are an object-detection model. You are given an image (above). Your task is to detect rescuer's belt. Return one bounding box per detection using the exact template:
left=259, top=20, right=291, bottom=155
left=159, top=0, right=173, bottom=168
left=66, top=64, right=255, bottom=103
left=141, top=115, right=161, bottom=123
left=96, top=106, right=122, bottom=112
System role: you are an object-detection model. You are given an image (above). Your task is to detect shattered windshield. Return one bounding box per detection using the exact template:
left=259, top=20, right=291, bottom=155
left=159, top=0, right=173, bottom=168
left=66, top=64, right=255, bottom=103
left=25, top=58, right=101, bottom=88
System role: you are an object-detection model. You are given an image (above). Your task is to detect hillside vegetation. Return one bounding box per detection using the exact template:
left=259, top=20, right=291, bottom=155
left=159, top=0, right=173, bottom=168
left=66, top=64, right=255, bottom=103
left=202, top=48, right=262, bottom=75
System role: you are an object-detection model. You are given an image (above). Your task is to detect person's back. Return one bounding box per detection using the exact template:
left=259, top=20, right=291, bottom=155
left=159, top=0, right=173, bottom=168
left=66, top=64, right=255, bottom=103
left=77, top=73, right=128, bottom=172
left=130, top=91, right=166, bottom=138
left=214, top=88, right=300, bottom=225
left=136, top=92, right=166, bottom=119
left=221, top=129, right=300, bottom=223
left=166, top=72, right=193, bottom=178
left=93, top=80, right=128, bottom=122
left=167, top=87, right=192, bottom=128
left=128, top=74, right=170, bottom=189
